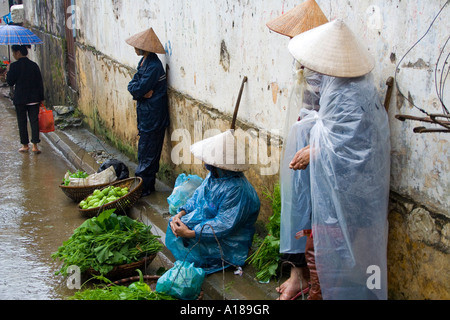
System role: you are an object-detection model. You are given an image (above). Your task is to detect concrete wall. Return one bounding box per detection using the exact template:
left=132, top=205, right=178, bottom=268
left=22, top=0, right=449, bottom=299
left=0, top=0, right=13, bottom=61
left=21, top=0, right=75, bottom=107
left=65, top=0, right=450, bottom=215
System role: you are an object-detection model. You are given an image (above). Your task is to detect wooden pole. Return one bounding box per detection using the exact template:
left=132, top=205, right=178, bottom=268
left=231, top=76, right=248, bottom=130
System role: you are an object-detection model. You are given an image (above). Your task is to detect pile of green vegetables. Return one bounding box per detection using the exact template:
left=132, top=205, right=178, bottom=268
left=79, top=186, right=129, bottom=210
left=52, top=209, right=163, bottom=276
left=62, top=170, right=89, bottom=186
left=70, top=270, right=176, bottom=300
left=247, top=183, right=281, bottom=282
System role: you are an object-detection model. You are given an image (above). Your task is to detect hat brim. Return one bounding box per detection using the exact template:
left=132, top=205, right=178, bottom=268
left=125, top=28, right=166, bottom=54
left=266, top=0, right=328, bottom=38
left=288, top=19, right=375, bottom=78
left=190, top=130, right=250, bottom=172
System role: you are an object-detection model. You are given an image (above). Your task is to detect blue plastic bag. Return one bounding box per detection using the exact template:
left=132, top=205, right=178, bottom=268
left=155, top=260, right=206, bottom=300
left=167, top=173, right=203, bottom=215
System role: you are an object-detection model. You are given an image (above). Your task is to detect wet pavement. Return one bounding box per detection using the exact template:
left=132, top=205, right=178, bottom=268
left=0, top=87, right=85, bottom=299
left=0, top=86, right=281, bottom=301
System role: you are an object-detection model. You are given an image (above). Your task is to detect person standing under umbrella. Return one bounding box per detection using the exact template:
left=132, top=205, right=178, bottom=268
left=126, top=28, right=169, bottom=197
left=6, top=44, right=44, bottom=154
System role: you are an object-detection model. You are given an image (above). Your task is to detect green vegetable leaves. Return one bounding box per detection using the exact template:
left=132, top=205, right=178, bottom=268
left=51, top=209, right=163, bottom=276
left=247, top=235, right=281, bottom=282
left=69, top=270, right=176, bottom=301
left=247, top=184, right=282, bottom=283
left=63, top=170, right=89, bottom=186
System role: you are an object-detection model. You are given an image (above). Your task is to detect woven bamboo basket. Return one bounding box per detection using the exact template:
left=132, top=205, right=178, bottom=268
left=78, top=177, right=143, bottom=218
left=60, top=181, right=112, bottom=202
left=85, top=254, right=156, bottom=280
left=108, top=274, right=204, bottom=300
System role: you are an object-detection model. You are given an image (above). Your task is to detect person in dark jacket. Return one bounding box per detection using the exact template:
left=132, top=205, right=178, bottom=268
left=6, top=45, right=44, bottom=153
left=126, top=28, right=169, bottom=197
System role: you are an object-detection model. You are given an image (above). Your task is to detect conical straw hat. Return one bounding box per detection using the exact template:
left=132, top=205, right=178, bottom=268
left=125, top=28, right=165, bottom=54
left=288, top=19, right=375, bottom=77
left=266, top=0, right=328, bottom=38
left=190, top=130, right=250, bottom=172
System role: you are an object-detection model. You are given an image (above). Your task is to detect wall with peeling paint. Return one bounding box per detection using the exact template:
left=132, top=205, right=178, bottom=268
left=63, top=0, right=449, bottom=215
left=22, top=0, right=449, bottom=299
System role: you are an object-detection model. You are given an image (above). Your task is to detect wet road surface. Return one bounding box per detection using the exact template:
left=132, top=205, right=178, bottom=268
left=0, top=92, right=85, bottom=300
left=0, top=88, right=283, bottom=301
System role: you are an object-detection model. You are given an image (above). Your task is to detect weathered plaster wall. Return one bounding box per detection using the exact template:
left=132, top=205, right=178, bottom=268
left=75, top=44, right=140, bottom=159
left=388, top=194, right=450, bottom=299
left=70, top=0, right=449, bottom=216
left=0, top=0, right=11, bottom=60
left=22, top=0, right=449, bottom=299
left=21, top=0, right=74, bottom=107
left=165, top=87, right=282, bottom=220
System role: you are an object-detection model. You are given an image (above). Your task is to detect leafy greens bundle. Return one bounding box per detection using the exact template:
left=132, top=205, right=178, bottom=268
left=52, top=209, right=163, bottom=276
left=246, top=183, right=281, bottom=282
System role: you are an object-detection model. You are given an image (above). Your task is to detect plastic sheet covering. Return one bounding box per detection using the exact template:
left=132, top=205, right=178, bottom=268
left=282, top=62, right=323, bottom=141
left=65, top=165, right=117, bottom=187
left=97, top=159, right=129, bottom=180
left=155, top=260, right=205, bottom=300
left=281, top=74, right=390, bottom=300
left=167, top=173, right=203, bottom=215
left=280, top=66, right=322, bottom=255
left=165, top=169, right=260, bottom=274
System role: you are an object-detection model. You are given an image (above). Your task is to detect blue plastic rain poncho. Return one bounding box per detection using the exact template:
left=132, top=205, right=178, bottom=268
left=280, top=74, right=390, bottom=300
left=165, top=166, right=261, bottom=274
left=127, top=53, right=169, bottom=194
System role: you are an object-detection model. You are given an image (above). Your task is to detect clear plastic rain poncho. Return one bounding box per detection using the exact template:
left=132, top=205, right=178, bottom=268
left=280, top=73, right=391, bottom=300
left=165, top=167, right=261, bottom=274
left=280, top=65, right=322, bottom=255
left=282, top=61, right=323, bottom=141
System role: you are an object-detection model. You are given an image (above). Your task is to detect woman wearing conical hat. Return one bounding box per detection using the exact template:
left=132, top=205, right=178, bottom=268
left=165, top=130, right=261, bottom=274
left=267, top=0, right=328, bottom=300
left=284, top=19, right=390, bottom=300
left=126, top=28, right=169, bottom=197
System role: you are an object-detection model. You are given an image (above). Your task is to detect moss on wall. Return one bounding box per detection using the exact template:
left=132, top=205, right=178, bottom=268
left=387, top=192, right=450, bottom=299
left=31, top=29, right=74, bottom=108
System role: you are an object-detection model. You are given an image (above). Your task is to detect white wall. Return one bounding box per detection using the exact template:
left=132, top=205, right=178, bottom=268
left=28, top=0, right=450, bottom=215
left=0, top=0, right=11, bottom=61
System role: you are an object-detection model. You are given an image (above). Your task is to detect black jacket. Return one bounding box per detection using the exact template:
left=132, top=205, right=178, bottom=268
left=7, top=57, right=44, bottom=105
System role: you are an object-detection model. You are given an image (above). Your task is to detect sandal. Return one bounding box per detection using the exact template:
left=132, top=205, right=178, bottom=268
left=19, top=147, right=29, bottom=153
left=291, top=286, right=310, bottom=300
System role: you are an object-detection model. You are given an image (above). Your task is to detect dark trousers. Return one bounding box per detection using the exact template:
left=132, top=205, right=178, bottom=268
left=135, top=128, right=166, bottom=193
left=15, top=103, right=40, bottom=145
left=281, top=253, right=307, bottom=268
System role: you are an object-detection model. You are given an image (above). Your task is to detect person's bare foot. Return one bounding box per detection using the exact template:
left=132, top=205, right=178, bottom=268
left=32, top=144, right=41, bottom=154
left=276, top=267, right=309, bottom=300
left=19, top=145, right=29, bottom=153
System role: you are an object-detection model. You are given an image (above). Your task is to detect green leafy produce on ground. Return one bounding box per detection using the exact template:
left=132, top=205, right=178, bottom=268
left=70, top=270, right=176, bottom=301
left=51, top=209, right=163, bottom=276
left=247, top=183, right=281, bottom=283
left=62, top=170, right=89, bottom=186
